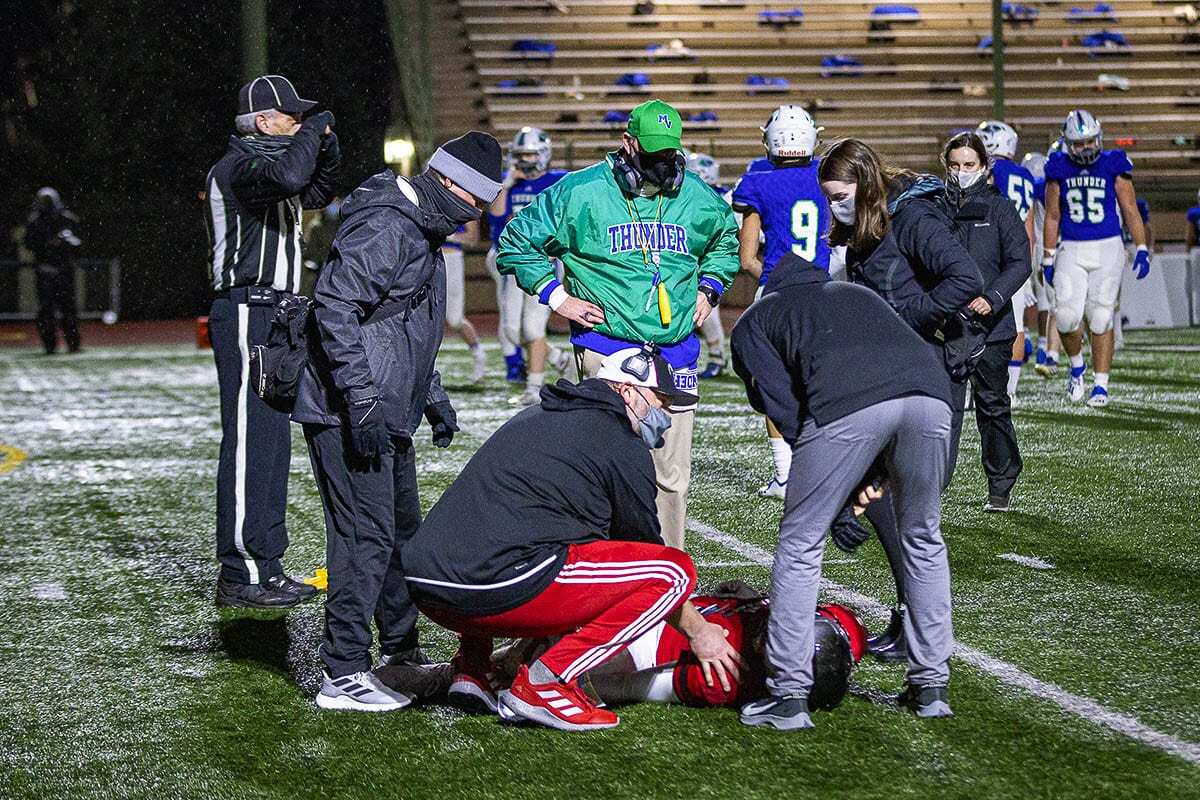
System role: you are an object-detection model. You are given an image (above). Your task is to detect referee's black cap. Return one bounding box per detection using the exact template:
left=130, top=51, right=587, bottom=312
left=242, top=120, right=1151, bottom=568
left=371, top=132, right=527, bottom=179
left=237, top=75, right=317, bottom=116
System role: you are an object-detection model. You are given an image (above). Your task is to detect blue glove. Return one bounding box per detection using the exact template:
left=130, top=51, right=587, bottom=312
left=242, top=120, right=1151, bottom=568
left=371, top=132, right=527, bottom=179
left=1041, top=253, right=1056, bottom=287
left=1131, top=247, right=1150, bottom=280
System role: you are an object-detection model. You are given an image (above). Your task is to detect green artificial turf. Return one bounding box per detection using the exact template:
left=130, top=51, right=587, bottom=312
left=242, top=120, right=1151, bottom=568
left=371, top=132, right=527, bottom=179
left=0, top=329, right=1197, bottom=799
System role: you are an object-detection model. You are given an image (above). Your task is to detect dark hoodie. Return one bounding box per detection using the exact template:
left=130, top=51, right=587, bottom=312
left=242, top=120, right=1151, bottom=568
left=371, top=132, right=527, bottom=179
left=731, top=254, right=952, bottom=443
left=292, top=170, right=460, bottom=436
left=846, top=174, right=983, bottom=340
left=402, top=378, right=661, bottom=616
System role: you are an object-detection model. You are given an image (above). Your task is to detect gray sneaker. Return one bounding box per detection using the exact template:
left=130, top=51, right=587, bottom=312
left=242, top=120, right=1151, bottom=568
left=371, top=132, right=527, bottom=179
left=316, top=671, right=412, bottom=712
left=897, top=684, right=953, bottom=718
left=740, top=694, right=814, bottom=730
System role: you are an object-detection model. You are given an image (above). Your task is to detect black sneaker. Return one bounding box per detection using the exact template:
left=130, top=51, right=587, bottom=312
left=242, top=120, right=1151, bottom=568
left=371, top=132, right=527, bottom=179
left=378, top=645, right=433, bottom=667
left=867, top=607, right=908, bottom=662
left=272, top=574, right=319, bottom=600
left=983, top=495, right=1011, bottom=513
left=740, top=693, right=814, bottom=730
left=215, top=576, right=304, bottom=609
left=896, top=684, right=953, bottom=718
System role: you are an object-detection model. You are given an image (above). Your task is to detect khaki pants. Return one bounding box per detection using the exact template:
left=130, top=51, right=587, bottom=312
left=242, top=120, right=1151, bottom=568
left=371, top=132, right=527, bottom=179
left=577, top=348, right=694, bottom=550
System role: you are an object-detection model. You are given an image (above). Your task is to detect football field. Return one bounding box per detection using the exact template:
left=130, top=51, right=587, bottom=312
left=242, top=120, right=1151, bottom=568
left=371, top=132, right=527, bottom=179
left=1, top=328, right=1198, bottom=799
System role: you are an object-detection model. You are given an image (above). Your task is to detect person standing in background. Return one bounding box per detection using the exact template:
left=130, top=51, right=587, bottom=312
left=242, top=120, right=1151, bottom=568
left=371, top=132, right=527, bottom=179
left=23, top=187, right=82, bottom=354
left=441, top=221, right=489, bottom=383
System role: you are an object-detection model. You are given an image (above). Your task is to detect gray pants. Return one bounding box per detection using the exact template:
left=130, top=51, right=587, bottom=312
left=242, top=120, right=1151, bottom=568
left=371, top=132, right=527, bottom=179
left=767, top=396, right=954, bottom=696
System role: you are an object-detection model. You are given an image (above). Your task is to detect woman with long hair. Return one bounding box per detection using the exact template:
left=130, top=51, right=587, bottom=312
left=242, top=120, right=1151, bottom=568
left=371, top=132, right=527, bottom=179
left=936, top=132, right=1030, bottom=514
left=816, top=138, right=982, bottom=663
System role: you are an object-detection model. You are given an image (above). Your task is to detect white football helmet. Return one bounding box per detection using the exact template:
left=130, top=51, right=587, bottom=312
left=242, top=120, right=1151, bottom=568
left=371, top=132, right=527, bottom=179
left=1021, top=151, right=1047, bottom=181
left=1062, top=109, right=1103, bottom=165
left=509, top=126, right=552, bottom=177
left=761, top=105, right=821, bottom=159
left=685, top=151, right=721, bottom=187
left=976, top=120, right=1019, bottom=160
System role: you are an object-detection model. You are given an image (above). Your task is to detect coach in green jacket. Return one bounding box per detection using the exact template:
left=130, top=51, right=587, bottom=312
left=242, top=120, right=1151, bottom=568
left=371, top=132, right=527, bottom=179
left=497, top=99, right=740, bottom=549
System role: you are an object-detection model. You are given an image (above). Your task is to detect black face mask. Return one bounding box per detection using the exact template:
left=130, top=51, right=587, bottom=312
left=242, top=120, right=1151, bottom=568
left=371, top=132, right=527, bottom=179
left=412, top=171, right=482, bottom=237
left=633, top=148, right=681, bottom=190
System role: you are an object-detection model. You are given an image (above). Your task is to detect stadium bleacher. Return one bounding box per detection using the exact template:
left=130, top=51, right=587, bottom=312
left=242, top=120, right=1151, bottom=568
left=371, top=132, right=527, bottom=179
left=431, top=0, right=1200, bottom=238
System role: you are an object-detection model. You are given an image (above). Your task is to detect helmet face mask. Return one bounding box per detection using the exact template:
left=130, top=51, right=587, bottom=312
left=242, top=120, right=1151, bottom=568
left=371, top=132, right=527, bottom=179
left=509, top=126, right=552, bottom=178
left=1062, top=109, right=1103, bottom=166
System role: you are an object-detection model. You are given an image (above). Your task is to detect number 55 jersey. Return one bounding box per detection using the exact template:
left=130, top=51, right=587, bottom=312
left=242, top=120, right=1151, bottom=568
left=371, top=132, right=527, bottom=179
left=1045, top=149, right=1133, bottom=242
left=732, top=159, right=831, bottom=283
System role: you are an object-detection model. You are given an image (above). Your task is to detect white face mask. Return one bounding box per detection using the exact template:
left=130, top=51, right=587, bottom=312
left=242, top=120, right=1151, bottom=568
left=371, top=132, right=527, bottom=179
left=951, top=169, right=985, bottom=190
left=830, top=193, right=856, bottom=225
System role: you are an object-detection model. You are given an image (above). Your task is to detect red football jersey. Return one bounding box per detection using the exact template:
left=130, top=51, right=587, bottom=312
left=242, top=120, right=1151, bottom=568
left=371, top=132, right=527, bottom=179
left=656, top=596, right=769, bottom=708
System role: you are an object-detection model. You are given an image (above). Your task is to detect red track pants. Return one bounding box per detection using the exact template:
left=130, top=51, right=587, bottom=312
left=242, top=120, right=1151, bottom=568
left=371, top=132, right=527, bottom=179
left=424, top=540, right=697, bottom=682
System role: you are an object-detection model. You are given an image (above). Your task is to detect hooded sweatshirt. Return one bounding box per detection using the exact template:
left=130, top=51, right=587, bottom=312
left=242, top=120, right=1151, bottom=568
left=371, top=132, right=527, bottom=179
left=292, top=170, right=462, bottom=436
left=846, top=174, right=983, bottom=340
left=403, top=378, right=662, bottom=616
left=731, top=254, right=952, bottom=443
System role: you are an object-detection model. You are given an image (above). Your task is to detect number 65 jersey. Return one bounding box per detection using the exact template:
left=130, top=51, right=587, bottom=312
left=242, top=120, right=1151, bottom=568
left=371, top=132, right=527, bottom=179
left=732, top=159, right=831, bottom=284
left=1045, top=149, right=1134, bottom=242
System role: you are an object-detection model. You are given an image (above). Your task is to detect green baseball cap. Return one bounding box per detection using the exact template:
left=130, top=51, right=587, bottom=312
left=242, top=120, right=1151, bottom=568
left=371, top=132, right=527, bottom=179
left=626, top=99, right=683, bottom=153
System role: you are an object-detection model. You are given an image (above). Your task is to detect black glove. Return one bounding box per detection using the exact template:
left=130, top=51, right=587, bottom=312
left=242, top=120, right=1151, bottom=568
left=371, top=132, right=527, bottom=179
left=348, top=395, right=389, bottom=459
left=304, top=110, right=335, bottom=135
left=424, top=399, right=459, bottom=448
left=830, top=503, right=872, bottom=554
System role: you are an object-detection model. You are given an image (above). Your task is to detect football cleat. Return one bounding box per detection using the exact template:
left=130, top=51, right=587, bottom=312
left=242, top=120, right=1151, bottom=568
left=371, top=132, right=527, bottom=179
left=1034, top=356, right=1058, bottom=378
left=1086, top=386, right=1109, bottom=408
left=447, top=654, right=500, bottom=714
left=508, top=386, right=541, bottom=407
left=505, top=349, right=527, bottom=383
left=1066, top=368, right=1086, bottom=402
left=498, top=665, right=619, bottom=731
left=757, top=478, right=787, bottom=499
left=470, top=348, right=487, bottom=384
left=316, top=671, right=412, bottom=712
left=549, top=347, right=574, bottom=375
left=698, top=361, right=725, bottom=380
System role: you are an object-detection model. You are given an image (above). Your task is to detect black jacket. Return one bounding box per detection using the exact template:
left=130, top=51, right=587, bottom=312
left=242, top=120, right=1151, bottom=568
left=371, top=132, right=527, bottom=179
left=936, top=181, right=1031, bottom=343
left=204, top=115, right=340, bottom=293
left=403, top=379, right=661, bottom=616
left=731, top=255, right=952, bottom=442
left=846, top=175, right=983, bottom=340
left=24, top=205, right=81, bottom=268
left=292, top=171, right=449, bottom=438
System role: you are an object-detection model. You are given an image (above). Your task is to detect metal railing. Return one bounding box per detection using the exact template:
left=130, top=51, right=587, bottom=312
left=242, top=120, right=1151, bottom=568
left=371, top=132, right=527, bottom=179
left=0, top=258, right=121, bottom=322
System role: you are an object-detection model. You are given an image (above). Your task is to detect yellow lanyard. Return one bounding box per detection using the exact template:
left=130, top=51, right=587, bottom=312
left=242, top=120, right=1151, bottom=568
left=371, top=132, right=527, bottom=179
left=624, top=195, right=672, bottom=325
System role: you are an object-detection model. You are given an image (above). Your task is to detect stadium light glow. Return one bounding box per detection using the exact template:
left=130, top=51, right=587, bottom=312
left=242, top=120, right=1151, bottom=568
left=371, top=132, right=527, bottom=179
left=384, top=137, right=415, bottom=165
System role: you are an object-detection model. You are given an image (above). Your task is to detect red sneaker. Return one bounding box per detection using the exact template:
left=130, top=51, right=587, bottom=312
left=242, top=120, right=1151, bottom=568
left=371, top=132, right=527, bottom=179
left=447, top=654, right=499, bottom=714
left=497, top=665, right=619, bottom=731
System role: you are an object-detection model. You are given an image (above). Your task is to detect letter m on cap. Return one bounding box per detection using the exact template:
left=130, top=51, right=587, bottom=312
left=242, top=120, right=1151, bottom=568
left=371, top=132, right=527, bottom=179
left=658, top=113, right=672, bottom=128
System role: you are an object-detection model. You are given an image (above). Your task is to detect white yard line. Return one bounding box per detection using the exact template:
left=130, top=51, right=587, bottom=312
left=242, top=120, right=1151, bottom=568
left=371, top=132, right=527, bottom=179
left=997, top=552, right=1056, bottom=570
left=686, top=517, right=1200, bottom=766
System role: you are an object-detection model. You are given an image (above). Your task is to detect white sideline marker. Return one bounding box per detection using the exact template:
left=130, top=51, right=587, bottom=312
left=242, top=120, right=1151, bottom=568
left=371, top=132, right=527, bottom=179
left=686, top=518, right=1200, bottom=766
left=998, top=552, right=1056, bottom=570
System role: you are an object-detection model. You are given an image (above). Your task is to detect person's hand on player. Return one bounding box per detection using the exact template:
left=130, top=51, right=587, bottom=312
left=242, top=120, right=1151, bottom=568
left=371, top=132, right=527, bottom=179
left=967, top=296, right=993, bottom=316
left=693, top=292, right=714, bottom=326
left=852, top=481, right=886, bottom=516
left=688, top=619, right=745, bottom=692
left=555, top=295, right=605, bottom=328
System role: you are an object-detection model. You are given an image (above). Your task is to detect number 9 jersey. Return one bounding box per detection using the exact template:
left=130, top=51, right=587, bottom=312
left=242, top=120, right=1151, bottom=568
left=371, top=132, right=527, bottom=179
left=731, top=159, right=831, bottom=284
left=1045, top=149, right=1133, bottom=242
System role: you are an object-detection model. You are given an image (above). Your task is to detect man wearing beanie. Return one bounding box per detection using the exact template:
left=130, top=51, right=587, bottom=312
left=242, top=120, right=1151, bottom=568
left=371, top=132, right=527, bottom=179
left=291, top=131, right=503, bottom=711
left=497, top=99, right=740, bottom=549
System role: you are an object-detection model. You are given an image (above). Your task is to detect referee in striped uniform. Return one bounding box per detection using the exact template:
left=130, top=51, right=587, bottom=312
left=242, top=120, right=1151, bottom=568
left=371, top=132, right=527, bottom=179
left=204, top=75, right=340, bottom=607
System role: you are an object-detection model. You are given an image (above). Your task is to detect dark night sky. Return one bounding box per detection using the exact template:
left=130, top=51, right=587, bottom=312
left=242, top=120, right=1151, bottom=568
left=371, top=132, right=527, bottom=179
left=1, top=0, right=398, bottom=319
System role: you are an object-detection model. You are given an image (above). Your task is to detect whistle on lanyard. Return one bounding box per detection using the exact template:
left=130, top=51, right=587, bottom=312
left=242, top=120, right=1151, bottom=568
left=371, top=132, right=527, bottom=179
left=645, top=272, right=672, bottom=325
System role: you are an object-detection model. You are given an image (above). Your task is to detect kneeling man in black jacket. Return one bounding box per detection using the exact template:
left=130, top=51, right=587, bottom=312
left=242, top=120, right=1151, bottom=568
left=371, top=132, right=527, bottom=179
left=402, top=349, right=743, bottom=731
left=292, top=132, right=501, bottom=711
left=732, top=254, right=956, bottom=730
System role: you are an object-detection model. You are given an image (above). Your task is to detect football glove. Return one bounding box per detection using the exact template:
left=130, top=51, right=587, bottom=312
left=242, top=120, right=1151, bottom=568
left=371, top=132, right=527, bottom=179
left=1131, top=247, right=1150, bottom=281
left=1041, top=252, right=1056, bottom=286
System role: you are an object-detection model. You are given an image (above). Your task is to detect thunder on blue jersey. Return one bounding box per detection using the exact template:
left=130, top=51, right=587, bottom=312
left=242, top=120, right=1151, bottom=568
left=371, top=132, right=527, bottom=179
left=1045, top=149, right=1133, bottom=242
left=488, top=169, right=568, bottom=245
left=731, top=159, right=831, bottom=283
left=991, top=158, right=1035, bottom=222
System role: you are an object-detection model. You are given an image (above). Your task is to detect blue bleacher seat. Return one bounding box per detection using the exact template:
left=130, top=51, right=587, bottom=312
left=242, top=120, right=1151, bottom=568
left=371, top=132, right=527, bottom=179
left=688, top=110, right=719, bottom=122
left=511, top=40, right=557, bottom=54
left=746, top=75, right=790, bottom=94
left=1081, top=29, right=1130, bottom=55
left=616, top=73, right=652, bottom=87
left=603, top=110, right=631, bottom=123
left=871, top=5, right=921, bottom=18
left=1001, top=3, right=1039, bottom=21
left=759, top=8, right=805, bottom=25
left=821, top=55, right=865, bottom=77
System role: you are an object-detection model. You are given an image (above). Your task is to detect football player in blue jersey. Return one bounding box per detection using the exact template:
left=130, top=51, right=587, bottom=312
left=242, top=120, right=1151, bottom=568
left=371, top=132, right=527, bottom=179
left=487, top=127, right=574, bottom=404
left=977, top=121, right=1038, bottom=400
left=1042, top=110, right=1150, bottom=407
left=1187, top=189, right=1200, bottom=251
left=1022, top=150, right=1062, bottom=378
left=687, top=151, right=736, bottom=381
left=731, top=105, right=831, bottom=498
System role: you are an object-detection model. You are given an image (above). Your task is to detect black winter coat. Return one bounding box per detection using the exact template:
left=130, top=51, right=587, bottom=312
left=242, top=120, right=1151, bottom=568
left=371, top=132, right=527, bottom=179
left=731, top=256, right=952, bottom=442
left=403, top=379, right=661, bottom=616
left=846, top=175, right=983, bottom=340
left=292, top=171, right=451, bottom=439
left=936, top=181, right=1032, bottom=343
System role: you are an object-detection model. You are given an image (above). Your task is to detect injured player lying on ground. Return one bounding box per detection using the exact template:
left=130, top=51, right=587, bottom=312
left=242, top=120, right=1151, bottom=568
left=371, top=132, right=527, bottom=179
left=377, top=581, right=868, bottom=715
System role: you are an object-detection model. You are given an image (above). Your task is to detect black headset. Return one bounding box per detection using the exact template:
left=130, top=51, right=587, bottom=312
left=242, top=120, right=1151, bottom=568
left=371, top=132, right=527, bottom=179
left=611, top=148, right=686, bottom=195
